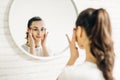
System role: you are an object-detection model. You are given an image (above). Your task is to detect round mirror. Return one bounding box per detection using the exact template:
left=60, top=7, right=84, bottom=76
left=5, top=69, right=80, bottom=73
left=9, top=0, right=77, bottom=59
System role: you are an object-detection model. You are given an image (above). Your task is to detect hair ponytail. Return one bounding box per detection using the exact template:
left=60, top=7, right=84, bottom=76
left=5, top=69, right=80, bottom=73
left=76, top=8, right=115, bottom=80
left=90, top=8, right=114, bottom=80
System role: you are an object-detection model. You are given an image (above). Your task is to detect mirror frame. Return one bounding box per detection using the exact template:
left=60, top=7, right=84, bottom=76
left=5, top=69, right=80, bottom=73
left=8, top=0, right=78, bottom=60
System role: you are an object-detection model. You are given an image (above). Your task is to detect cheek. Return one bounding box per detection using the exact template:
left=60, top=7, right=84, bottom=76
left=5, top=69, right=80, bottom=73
left=32, top=31, right=37, bottom=35
left=42, top=30, right=45, bottom=35
left=41, top=32, right=44, bottom=35
left=32, top=32, right=36, bottom=39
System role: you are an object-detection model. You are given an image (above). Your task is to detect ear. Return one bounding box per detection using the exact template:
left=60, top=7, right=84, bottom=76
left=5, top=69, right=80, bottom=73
left=76, top=26, right=83, bottom=38
left=76, top=26, right=84, bottom=49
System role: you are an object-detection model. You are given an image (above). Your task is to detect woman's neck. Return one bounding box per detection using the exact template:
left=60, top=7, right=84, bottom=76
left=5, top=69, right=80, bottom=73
left=85, top=46, right=97, bottom=64
left=35, top=41, right=40, bottom=48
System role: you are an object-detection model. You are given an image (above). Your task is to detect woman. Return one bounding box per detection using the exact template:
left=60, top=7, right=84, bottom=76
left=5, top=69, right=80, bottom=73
left=58, top=8, right=115, bottom=80
left=22, top=16, right=49, bottom=56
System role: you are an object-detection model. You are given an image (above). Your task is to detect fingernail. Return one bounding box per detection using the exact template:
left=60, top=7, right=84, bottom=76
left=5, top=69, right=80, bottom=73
left=73, top=28, right=76, bottom=30
left=29, top=28, right=31, bottom=30
left=74, top=28, right=77, bottom=30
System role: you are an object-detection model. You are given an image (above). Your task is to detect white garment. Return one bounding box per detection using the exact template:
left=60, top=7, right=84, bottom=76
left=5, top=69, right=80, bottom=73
left=22, top=44, right=51, bottom=56
left=57, top=61, right=105, bottom=80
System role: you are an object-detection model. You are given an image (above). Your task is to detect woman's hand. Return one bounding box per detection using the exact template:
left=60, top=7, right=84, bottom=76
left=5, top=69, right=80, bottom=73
left=28, top=28, right=36, bottom=55
left=41, top=28, right=48, bottom=47
left=41, top=28, right=49, bottom=56
left=66, top=28, right=79, bottom=65
left=28, top=28, right=35, bottom=48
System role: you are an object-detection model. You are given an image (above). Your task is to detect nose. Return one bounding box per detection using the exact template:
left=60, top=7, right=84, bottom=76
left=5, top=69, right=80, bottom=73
left=37, top=30, right=41, bottom=35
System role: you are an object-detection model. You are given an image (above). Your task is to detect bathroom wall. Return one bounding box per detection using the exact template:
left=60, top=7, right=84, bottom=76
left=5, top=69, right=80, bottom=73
left=0, top=0, right=120, bottom=80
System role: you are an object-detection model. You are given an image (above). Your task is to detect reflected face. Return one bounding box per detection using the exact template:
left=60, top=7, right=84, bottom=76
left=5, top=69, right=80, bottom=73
left=30, top=21, right=45, bottom=42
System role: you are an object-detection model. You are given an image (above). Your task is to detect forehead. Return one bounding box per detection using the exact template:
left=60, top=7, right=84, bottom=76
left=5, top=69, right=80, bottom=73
left=31, top=21, right=44, bottom=28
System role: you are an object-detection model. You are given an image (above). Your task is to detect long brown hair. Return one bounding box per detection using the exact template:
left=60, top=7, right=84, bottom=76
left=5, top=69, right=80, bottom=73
left=76, top=8, right=114, bottom=80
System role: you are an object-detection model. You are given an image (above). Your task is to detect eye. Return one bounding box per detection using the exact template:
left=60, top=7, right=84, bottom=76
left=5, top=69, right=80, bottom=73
left=33, top=28, right=38, bottom=31
left=41, top=27, right=44, bottom=31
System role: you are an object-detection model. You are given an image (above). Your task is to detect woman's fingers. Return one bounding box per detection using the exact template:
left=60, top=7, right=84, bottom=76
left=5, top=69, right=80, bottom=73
left=66, top=28, right=79, bottom=65
left=28, top=32, right=32, bottom=39
left=28, top=28, right=32, bottom=37
left=41, top=28, right=48, bottom=46
left=66, top=34, right=70, bottom=44
left=28, top=28, right=32, bottom=33
left=44, top=28, right=48, bottom=40
left=28, top=28, right=34, bottom=42
left=44, top=28, right=46, bottom=38
left=66, top=28, right=76, bottom=45
left=72, top=28, right=76, bottom=42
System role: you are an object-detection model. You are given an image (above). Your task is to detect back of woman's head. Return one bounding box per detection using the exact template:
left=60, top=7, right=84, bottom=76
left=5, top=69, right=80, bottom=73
left=76, top=8, right=114, bottom=80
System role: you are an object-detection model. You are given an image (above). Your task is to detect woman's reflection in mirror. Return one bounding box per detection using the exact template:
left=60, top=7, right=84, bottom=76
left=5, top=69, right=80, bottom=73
left=22, top=16, right=50, bottom=56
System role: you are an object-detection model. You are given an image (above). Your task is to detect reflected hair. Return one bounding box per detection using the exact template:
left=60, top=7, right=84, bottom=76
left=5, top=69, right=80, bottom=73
left=76, top=8, right=115, bottom=80
left=27, top=16, right=42, bottom=28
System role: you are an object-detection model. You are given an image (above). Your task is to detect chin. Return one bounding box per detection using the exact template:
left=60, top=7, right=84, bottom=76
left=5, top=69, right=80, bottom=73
left=35, top=38, right=41, bottom=41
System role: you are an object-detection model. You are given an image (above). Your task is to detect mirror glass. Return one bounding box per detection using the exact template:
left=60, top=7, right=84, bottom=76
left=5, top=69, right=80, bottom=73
left=9, top=0, right=77, bottom=59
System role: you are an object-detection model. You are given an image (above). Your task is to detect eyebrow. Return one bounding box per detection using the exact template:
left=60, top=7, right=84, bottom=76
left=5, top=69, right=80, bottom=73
left=33, top=26, right=38, bottom=28
left=33, top=26, right=44, bottom=29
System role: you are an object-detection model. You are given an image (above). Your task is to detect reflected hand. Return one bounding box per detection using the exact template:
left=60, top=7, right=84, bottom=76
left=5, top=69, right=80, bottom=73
left=66, top=28, right=79, bottom=65
left=27, top=28, right=36, bottom=55
left=41, top=28, right=49, bottom=56
left=41, top=28, right=48, bottom=47
left=28, top=28, right=35, bottom=48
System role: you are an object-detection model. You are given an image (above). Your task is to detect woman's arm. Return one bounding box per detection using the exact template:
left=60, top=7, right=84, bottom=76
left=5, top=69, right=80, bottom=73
left=66, top=28, right=79, bottom=66
left=42, top=45, right=49, bottom=56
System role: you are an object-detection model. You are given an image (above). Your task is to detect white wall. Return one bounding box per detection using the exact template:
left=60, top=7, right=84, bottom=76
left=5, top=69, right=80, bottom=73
left=0, top=0, right=120, bottom=80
